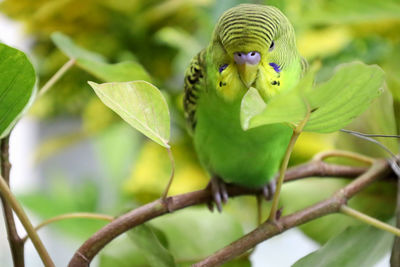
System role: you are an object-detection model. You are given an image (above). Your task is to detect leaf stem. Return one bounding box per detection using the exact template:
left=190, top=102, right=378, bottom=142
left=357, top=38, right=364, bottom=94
left=340, top=205, right=400, bottom=237
left=313, top=150, right=374, bottom=165
left=161, top=147, right=175, bottom=200
left=0, top=174, right=55, bottom=267
left=268, top=111, right=310, bottom=222
left=22, top=213, right=114, bottom=243
left=39, top=58, right=76, bottom=97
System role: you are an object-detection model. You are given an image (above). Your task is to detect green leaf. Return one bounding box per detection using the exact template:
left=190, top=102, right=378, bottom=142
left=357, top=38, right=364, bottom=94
left=151, top=208, right=245, bottom=261
left=0, top=43, right=36, bottom=138
left=240, top=87, right=266, bottom=131
left=241, top=69, right=315, bottom=130
left=99, top=236, right=149, bottom=267
left=52, top=32, right=151, bottom=82
left=292, top=224, right=393, bottom=267
left=88, top=81, right=170, bottom=148
left=335, top=86, right=399, bottom=157
left=51, top=32, right=106, bottom=63
left=241, top=62, right=385, bottom=133
left=128, top=224, right=176, bottom=267
left=18, top=178, right=106, bottom=238
left=77, top=58, right=151, bottom=82
left=305, top=63, right=385, bottom=133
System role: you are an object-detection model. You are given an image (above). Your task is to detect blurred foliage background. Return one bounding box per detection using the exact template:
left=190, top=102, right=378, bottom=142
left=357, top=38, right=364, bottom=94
left=1, top=0, right=400, bottom=266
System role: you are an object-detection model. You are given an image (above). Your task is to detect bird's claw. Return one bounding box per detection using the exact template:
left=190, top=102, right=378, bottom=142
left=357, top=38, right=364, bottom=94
left=208, top=176, right=229, bottom=213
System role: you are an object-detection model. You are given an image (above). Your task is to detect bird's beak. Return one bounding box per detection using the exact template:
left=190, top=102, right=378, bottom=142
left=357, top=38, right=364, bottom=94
left=234, top=51, right=261, bottom=88
left=237, top=63, right=259, bottom=88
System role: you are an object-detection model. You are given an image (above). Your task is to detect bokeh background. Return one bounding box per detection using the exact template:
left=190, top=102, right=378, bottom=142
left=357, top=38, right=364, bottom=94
left=1, top=0, right=400, bottom=266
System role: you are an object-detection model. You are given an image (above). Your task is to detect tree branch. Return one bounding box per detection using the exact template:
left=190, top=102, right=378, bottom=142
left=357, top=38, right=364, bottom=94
left=193, top=159, right=390, bottom=267
left=0, top=135, right=25, bottom=267
left=68, top=159, right=375, bottom=266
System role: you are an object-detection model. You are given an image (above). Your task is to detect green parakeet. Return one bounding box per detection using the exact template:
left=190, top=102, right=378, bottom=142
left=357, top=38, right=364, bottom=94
left=184, top=4, right=307, bottom=211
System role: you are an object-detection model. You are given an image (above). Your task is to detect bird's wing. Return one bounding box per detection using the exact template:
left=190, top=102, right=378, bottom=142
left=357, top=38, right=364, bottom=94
left=184, top=49, right=206, bottom=133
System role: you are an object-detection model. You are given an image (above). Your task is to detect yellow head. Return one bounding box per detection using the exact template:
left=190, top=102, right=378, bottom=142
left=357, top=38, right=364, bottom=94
left=209, top=4, right=301, bottom=102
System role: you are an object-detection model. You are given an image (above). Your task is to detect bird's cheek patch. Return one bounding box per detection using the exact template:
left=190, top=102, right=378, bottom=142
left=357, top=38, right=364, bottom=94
left=255, top=64, right=282, bottom=102
left=216, top=65, right=243, bottom=101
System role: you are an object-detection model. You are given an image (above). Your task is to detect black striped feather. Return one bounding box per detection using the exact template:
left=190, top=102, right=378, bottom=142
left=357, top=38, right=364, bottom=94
left=184, top=49, right=206, bottom=132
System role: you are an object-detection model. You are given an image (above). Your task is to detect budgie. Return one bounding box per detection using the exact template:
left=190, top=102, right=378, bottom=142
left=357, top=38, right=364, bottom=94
left=184, top=4, right=307, bottom=211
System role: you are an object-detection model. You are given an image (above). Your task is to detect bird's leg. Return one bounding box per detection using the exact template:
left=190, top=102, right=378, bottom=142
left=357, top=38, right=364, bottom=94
left=262, top=180, right=284, bottom=220
left=262, top=179, right=276, bottom=201
left=207, top=176, right=229, bottom=213
left=256, top=194, right=263, bottom=225
left=255, top=180, right=276, bottom=223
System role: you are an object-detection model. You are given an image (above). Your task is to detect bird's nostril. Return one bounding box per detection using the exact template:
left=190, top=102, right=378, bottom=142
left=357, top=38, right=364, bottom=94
left=250, top=52, right=255, bottom=56
left=237, top=53, right=242, bottom=57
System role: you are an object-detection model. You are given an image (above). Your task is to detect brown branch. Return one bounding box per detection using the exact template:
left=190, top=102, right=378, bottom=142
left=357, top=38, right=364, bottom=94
left=283, top=160, right=368, bottom=182
left=193, top=159, right=390, bottom=267
left=68, top=159, right=372, bottom=266
left=0, top=135, right=25, bottom=267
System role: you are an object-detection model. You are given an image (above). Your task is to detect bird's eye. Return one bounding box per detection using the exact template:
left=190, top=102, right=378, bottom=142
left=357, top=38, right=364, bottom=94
left=269, top=41, right=275, bottom=52
left=219, top=64, right=228, bottom=73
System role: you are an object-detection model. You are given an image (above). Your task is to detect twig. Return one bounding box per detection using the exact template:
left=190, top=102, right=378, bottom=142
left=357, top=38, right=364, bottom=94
left=21, top=213, right=114, bottom=243
left=161, top=147, right=175, bottom=200
left=38, top=58, right=76, bottom=97
left=0, top=136, right=25, bottom=267
left=268, top=109, right=310, bottom=222
left=68, top=159, right=374, bottom=267
left=340, top=129, right=397, bottom=159
left=193, top=159, right=390, bottom=267
left=0, top=174, right=55, bottom=267
left=313, top=150, right=374, bottom=165
left=340, top=129, right=400, bottom=180
left=340, top=129, right=400, bottom=139
left=340, top=205, right=400, bottom=237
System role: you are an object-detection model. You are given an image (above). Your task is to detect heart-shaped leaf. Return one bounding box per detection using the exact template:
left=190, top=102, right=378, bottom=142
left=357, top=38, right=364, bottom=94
left=88, top=81, right=170, bottom=148
left=0, top=43, right=36, bottom=138
left=51, top=32, right=151, bottom=82
left=127, top=224, right=176, bottom=267
left=241, top=62, right=385, bottom=133
left=241, top=70, right=315, bottom=130
left=151, top=208, right=245, bottom=260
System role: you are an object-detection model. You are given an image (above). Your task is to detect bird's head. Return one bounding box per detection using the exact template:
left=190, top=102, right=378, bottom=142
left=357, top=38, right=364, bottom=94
left=209, top=4, right=299, bottom=101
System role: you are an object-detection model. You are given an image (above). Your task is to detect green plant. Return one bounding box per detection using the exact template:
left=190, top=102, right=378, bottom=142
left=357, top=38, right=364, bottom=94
left=1, top=0, right=400, bottom=265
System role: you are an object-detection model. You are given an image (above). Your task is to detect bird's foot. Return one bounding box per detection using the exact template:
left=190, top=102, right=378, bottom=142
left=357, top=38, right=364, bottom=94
left=262, top=180, right=276, bottom=201
left=207, top=176, right=229, bottom=213
left=256, top=180, right=277, bottom=224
